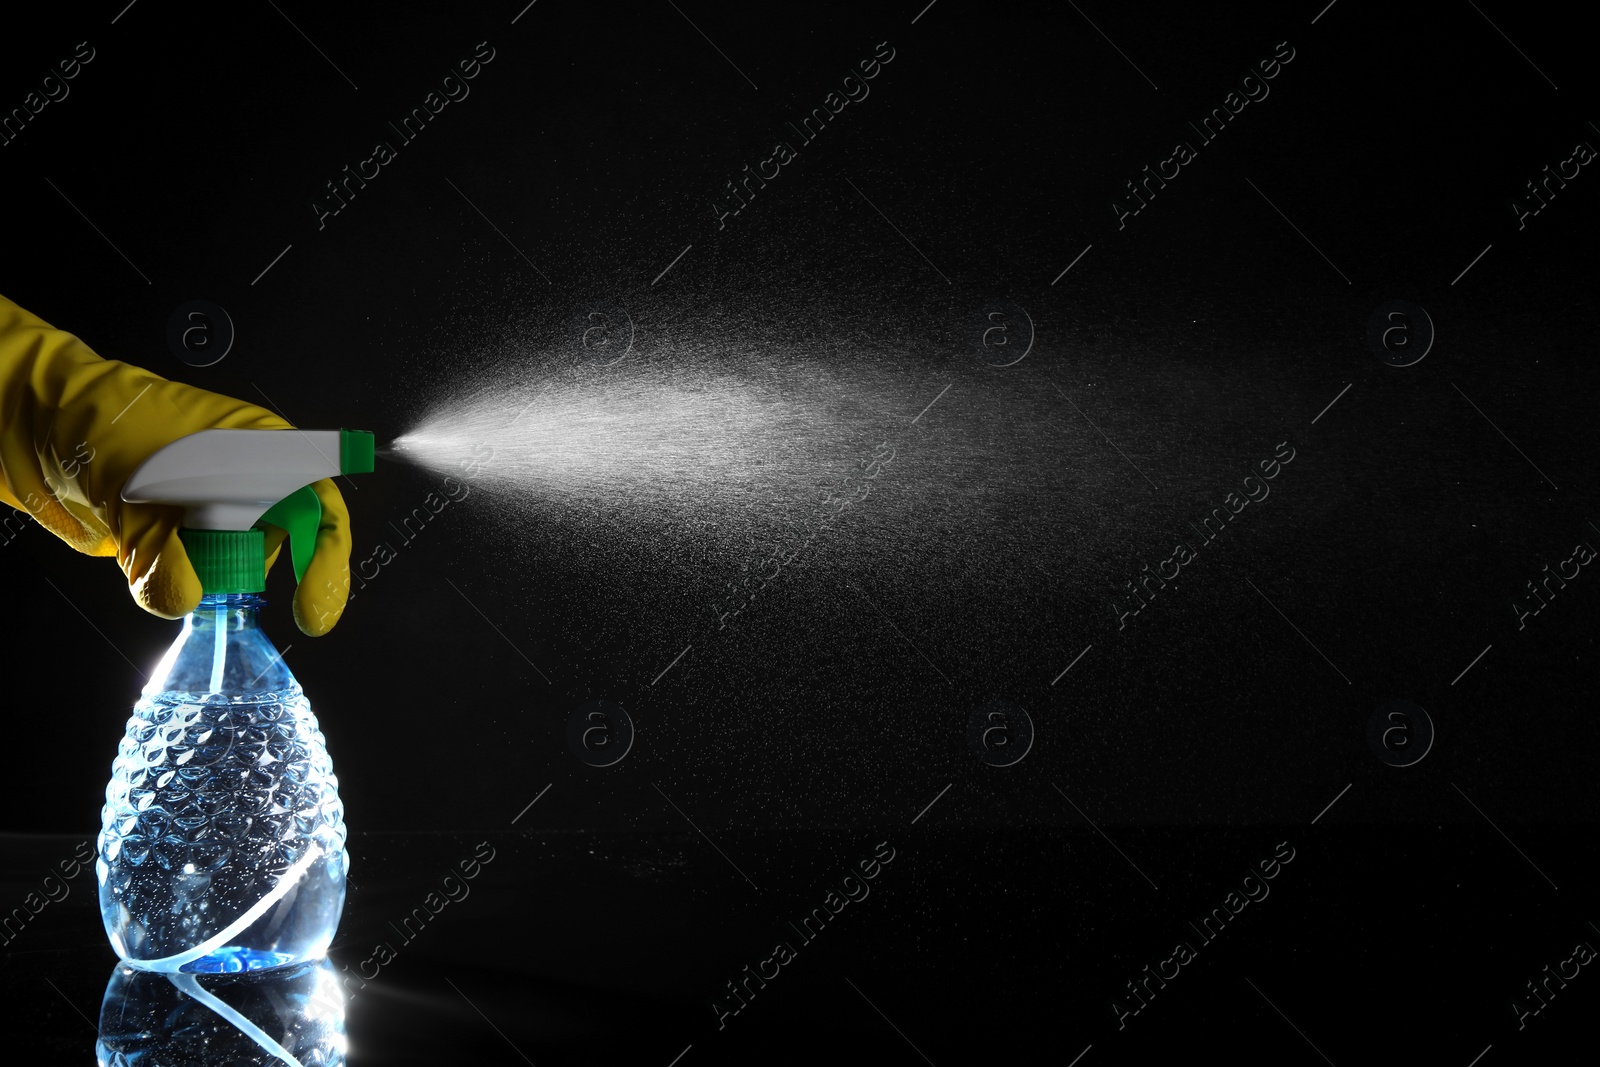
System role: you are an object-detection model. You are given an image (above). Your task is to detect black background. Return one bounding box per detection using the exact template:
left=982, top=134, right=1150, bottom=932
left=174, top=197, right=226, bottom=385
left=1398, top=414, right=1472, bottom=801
left=1, top=1, right=1597, bottom=1062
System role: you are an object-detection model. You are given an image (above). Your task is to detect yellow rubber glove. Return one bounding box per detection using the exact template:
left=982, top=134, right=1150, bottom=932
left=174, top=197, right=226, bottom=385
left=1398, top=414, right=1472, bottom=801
left=0, top=294, right=352, bottom=635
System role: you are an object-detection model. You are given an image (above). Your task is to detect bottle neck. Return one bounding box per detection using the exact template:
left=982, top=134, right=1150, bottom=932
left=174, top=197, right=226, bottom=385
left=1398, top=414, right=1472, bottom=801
left=192, top=592, right=266, bottom=630
left=147, top=593, right=288, bottom=697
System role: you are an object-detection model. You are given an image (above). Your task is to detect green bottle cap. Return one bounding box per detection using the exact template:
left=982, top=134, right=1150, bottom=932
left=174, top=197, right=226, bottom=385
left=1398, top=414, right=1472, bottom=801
left=180, top=528, right=267, bottom=594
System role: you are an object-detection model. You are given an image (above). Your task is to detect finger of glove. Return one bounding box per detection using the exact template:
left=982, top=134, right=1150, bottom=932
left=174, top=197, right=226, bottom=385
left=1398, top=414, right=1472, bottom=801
left=118, top=505, right=202, bottom=620
left=291, top=478, right=353, bottom=637
left=26, top=492, right=108, bottom=555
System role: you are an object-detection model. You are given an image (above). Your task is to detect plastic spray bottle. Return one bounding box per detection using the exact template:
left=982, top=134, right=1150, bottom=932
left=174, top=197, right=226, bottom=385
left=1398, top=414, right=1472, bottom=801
left=97, top=427, right=374, bottom=973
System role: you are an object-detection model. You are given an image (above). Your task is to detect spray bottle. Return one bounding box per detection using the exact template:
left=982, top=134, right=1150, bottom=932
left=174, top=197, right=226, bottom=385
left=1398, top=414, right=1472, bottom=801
left=98, top=427, right=374, bottom=973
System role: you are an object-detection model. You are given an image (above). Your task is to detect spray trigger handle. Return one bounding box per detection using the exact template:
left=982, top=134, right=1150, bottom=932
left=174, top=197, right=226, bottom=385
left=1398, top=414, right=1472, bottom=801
left=258, top=485, right=321, bottom=584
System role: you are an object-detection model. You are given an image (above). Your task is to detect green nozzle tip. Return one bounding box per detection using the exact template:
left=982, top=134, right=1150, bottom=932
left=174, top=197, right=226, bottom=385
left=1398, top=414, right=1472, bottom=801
left=340, top=429, right=375, bottom=474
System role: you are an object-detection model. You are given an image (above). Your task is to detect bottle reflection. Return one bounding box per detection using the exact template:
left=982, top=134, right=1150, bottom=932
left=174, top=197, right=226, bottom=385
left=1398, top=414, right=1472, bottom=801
left=97, top=957, right=346, bottom=1066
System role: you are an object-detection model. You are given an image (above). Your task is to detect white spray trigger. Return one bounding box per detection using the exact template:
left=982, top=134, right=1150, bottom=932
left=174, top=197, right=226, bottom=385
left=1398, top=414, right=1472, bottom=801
left=122, top=428, right=346, bottom=531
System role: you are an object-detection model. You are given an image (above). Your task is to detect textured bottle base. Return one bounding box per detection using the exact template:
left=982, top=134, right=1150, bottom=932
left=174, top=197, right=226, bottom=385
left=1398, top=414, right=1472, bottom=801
left=99, top=688, right=349, bottom=974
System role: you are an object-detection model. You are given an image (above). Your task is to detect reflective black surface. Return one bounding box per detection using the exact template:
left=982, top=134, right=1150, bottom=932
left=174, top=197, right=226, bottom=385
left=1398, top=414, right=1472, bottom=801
left=6, top=827, right=1599, bottom=1062
left=97, top=958, right=345, bottom=1065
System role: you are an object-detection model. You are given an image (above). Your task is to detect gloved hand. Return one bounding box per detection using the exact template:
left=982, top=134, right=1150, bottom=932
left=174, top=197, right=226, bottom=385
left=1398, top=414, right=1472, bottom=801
left=0, top=294, right=352, bottom=635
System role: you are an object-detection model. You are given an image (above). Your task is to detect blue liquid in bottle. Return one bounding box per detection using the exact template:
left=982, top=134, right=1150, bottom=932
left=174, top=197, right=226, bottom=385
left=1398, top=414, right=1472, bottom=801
left=98, top=593, right=348, bottom=973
